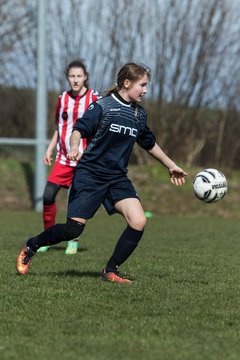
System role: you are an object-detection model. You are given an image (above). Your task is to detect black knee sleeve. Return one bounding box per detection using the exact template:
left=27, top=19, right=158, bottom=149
left=43, top=182, right=61, bottom=205
left=28, top=219, right=85, bottom=249
left=51, top=218, right=85, bottom=241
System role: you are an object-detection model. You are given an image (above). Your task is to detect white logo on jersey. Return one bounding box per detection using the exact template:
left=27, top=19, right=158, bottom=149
left=88, top=104, right=94, bottom=110
left=109, top=123, right=137, bottom=137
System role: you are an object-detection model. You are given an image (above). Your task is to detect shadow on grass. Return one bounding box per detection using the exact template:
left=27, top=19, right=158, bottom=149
left=49, top=246, right=88, bottom=252
left=46, top=270, right=100, bottom=278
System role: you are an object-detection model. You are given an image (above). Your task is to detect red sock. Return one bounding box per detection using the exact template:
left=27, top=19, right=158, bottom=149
left=43, top=203, right=57, bottom=230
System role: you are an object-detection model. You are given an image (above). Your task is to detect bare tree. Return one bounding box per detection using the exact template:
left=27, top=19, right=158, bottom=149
left=0, top=0, right=36, bottom=85
left=1, top=0, right=240, bottom=170
left=145, top=0, right=240, bottom=167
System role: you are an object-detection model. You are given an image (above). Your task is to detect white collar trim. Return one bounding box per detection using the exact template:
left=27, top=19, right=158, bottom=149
left=112, top=93, right=132, bottom=107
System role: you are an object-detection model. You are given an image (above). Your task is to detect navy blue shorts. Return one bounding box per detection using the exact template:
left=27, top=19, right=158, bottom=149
left=67, top=172, right=139, bottom=219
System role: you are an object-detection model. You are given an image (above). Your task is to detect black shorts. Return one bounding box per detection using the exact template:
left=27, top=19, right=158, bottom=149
left=67, top=172, right=139, bottom=219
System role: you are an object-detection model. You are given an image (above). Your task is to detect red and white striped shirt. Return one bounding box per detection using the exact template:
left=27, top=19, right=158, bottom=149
left=55, top=89, right=99, bottom=166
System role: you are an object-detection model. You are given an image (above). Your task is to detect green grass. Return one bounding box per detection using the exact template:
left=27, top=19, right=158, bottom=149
left=1, top=153, right=240, bottom=218
left=1, top=210, right=240, bottom=359
left=129, top=163, right=240, bottom=218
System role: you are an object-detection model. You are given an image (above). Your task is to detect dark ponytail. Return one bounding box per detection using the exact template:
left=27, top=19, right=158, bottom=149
left=101, top=84, right=119, bottom=97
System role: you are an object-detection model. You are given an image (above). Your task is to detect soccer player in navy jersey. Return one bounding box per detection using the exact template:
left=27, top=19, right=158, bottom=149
left=16, top=63, right=187, bottom=283
left=38, top=60, right=99, bottom=255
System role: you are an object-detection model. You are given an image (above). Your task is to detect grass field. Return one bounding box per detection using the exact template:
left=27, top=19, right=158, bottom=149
left=1, top=209, right=240, bottom=359
left=1, top=154, right=240, bottom=219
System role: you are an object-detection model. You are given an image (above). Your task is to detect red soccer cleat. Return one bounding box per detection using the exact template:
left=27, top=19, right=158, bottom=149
left=100, top=268, right=133, bottom=284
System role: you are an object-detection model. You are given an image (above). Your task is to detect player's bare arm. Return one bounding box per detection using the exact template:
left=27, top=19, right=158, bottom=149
left=43, top=129, right=58, bottom=165
left=67, top=130, right=82, bottom=161
left=147, top=143, right=187, bottom=186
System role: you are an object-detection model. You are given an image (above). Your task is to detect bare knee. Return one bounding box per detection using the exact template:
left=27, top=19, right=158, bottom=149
left=128, top=215, right=147, bottom=231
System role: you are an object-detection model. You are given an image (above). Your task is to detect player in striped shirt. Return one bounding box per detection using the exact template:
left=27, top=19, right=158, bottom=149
left=38, top=60, right=99, bottom=254
left=17, top=63, right=187, bottom=282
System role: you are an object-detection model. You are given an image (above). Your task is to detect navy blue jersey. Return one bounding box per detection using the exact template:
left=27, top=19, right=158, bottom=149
left=73, top=93, right=156, bottom=177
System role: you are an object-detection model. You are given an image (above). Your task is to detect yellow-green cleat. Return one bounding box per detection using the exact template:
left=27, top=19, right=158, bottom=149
left=65, top=240, right=78, bottom=255
left=37, top=246, right=49, bottom=253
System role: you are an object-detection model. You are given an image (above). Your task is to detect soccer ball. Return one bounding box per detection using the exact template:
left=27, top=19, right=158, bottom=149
left=193, top=168, right=228, bottom=203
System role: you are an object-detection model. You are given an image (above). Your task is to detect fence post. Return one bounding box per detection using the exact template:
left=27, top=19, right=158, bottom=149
left=34, top=0, right=47, bottom=212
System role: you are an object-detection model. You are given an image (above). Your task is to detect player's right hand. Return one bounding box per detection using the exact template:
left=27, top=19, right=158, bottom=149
left=43, top=153, right=53, bottom=166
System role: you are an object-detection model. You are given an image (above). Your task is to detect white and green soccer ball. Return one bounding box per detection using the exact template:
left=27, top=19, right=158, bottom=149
left=193, top=168, right=228, bottom=203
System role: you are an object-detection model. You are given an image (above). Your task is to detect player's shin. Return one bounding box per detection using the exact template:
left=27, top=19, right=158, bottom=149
left=43, top=203, right=57, bottom=229
left=105, top=225, right=144, bottom=273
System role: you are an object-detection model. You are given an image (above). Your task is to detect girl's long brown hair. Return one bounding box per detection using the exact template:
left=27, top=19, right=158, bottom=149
left=103, top=63, right=151, bottom=97
left=65, top=59, right=89, bottom=88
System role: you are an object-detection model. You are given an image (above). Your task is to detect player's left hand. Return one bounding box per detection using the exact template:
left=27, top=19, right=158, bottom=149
left=67, top=150, right=82, bottom=161
left=169, top=166, right=188, bottom=186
